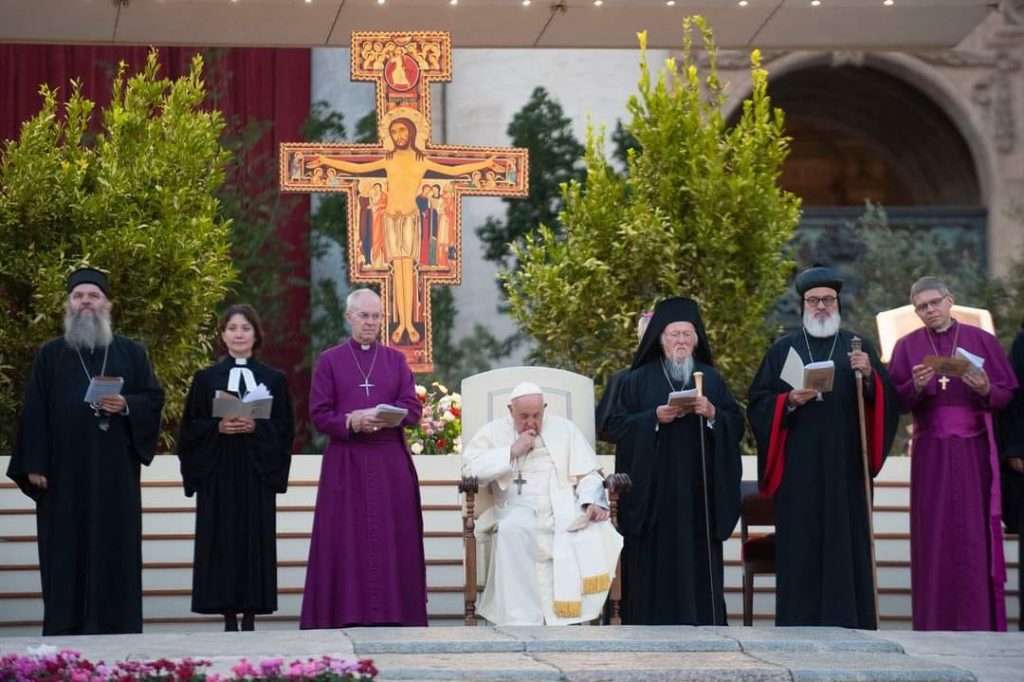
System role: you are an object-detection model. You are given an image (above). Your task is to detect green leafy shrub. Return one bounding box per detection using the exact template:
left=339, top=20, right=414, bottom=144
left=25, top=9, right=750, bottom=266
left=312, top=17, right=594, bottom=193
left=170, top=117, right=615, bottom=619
left=0, top=50, right=235, bottom=452
left=504, top=17, right=801, bottom=402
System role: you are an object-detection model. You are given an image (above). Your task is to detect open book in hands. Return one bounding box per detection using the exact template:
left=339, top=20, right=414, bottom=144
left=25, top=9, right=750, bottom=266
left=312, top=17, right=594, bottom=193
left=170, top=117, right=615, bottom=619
left=922, top=347, right=985, bottom=378
left=666, top=388, right=698, bottom=410
left=922, top=355, right=970, bottom=377
left=212, top=384, right=273, bottom=420
left=780, top=347, right=835, bottom=393
left=372, top=404, right=408, bottom=428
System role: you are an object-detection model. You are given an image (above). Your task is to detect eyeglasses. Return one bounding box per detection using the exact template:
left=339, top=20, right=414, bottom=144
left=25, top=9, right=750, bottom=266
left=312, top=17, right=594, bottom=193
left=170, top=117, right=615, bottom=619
left=663, top=330, right=696, bottom=341
left=914, top=296, right=949, bottom=313
left=352, top=312, right=383, bottom=322
left=804, top=295, right=837, bottom=308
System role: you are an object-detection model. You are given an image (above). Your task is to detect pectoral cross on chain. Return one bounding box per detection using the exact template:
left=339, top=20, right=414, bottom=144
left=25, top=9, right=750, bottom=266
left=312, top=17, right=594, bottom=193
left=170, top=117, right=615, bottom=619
left=513, top=469, right=527, bottom=495
left=359, top=379, right=374, bottom=396
left=938, top=375, right=950, bottom=391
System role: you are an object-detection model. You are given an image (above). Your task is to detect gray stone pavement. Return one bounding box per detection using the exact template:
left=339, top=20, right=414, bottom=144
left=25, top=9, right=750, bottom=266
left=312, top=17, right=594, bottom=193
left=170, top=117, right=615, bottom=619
left=1, top=626, right=1021, bottom=681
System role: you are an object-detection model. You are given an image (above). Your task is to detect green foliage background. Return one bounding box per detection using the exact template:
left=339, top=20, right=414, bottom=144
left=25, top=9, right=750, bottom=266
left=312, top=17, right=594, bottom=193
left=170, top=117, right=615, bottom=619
left=476, top=87, right=586, bottom=275
left=843, top=202, right=1024, bottom=351
left=0, top=51, right=235, bottom=453
left=504, top=17, right=801, bottom=402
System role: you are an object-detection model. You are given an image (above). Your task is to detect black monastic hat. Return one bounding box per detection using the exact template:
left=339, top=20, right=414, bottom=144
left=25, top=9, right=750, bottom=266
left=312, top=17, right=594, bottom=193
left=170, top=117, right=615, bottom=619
left=631, top=296, right=714, bottom=370
left=67, top=268, right=111, bottom=298
left=795, top=265, right=843, bottom=297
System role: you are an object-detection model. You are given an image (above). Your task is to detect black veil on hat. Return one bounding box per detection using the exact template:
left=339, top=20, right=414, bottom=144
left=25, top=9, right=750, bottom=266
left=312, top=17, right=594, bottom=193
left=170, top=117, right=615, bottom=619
left=631, top=296, right=714, bottom=370
left=67, top=267, right=110, bottom=298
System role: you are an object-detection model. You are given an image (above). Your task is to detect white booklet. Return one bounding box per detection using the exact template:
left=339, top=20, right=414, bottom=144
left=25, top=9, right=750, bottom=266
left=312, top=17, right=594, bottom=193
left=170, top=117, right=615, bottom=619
left=780, top=347, right=835, bottom=393
left=666, top=388, right=697, bottom=409
left=212, top=383, right=273, bottom=420
left=955, top=346, right=985, bottom=372
left=373, top=403, right=409, bottom=427
left=83, top=375, right=124, bottom=403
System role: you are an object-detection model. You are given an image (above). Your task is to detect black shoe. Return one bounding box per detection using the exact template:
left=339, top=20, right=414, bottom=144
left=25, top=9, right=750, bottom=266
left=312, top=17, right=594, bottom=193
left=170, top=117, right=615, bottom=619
left=241, top=612, right=255, bottom=631
left=224, top=613, right=239, bottom=632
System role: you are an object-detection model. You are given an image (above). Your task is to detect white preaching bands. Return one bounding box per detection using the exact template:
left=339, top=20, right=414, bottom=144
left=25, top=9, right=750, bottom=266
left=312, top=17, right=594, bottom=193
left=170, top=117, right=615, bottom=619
left=227, top=358, right=257, bottom=397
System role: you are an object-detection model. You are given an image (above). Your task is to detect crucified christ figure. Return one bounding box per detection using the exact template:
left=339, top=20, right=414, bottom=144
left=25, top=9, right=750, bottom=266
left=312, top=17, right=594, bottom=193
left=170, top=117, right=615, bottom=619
left=308, top=116, right=500, bottom=344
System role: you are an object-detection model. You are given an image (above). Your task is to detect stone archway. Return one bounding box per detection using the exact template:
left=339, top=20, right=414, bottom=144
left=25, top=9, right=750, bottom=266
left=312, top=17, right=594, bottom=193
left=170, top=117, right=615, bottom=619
left=769, top=63, right=981, bottom=208
left=722, top=50, right=994, bottom=207
left=725, top=53, right=989, bottom=274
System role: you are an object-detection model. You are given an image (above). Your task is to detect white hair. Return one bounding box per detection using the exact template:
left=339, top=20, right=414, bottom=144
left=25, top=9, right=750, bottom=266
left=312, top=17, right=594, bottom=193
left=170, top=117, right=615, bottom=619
left=346, top=288, right=380, bottom=311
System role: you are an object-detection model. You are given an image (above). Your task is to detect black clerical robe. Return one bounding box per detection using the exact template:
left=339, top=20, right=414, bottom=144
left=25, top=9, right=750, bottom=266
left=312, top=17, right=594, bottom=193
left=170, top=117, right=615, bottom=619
left=606, top=360, right=743, bottom=625
left=998, top=328, right=1024, bottom=630
left=748, top=329, right=897, bottom=629
left=177, top=357, right=294, bottom=615
left=7, top=335, right=164, bottom=635
left=595, top=368, right=628, bottom=445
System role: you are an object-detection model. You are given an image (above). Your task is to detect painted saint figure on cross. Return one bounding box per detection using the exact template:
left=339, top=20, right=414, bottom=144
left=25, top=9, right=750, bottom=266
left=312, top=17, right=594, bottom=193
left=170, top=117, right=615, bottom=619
left=280, top=32, right=529, bottom=373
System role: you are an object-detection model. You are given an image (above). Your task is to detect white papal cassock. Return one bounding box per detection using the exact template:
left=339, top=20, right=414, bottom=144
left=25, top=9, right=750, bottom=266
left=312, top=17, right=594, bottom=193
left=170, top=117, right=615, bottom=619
left=463, top=414, right=624, bottom=625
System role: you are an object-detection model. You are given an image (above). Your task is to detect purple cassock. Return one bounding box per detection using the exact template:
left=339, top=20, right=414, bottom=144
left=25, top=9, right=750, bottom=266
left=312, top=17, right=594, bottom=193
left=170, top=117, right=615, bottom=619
left=300, top=339, right=427, bottom=628
left=889, top=320, right=1017, bottom=631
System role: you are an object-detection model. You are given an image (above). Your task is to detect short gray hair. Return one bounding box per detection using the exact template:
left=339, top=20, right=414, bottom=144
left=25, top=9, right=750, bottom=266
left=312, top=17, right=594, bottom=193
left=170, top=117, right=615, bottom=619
left=346, top=288, right=379, bottom=311
left=909, top=276, right=951, bottom=303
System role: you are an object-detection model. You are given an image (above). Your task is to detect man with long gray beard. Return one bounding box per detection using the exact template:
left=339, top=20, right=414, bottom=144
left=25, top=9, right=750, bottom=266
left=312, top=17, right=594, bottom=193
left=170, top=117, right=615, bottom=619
left=604, top=297, right=743, bottom=624
left=7, top=268, right=164, bottom=635
left=748, top=265, right=897, bottom=628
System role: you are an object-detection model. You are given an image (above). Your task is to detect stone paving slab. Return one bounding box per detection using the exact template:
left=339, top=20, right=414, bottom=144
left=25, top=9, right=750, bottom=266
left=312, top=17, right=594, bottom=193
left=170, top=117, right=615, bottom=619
left=345, top=626, right=523, bottom=654
left=706, top=626, right=905, bottom=653
left=495, top=625, right=740, bottom=652
left=532, top=651, right=789, bottom=681
left=371, top=652, right=562, bottom=680
left=750, top=650, right=975, bottom=681
left=860, top=631, right=1024, bottom=682
left=863, top=630, right=1022, bottom=658
left=894, top=655, right=1019, bottom=682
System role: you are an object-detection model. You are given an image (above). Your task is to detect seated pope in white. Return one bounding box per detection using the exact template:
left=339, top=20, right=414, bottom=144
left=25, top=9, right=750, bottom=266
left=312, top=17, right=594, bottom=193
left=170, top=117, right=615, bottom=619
left=463, top=381, right=624, bottom=625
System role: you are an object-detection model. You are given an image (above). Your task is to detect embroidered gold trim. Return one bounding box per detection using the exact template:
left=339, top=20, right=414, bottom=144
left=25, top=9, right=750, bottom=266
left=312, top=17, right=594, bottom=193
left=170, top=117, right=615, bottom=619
left=553, top=600, right=582, bottom=618
left=582, top=573, right=610, bottom=595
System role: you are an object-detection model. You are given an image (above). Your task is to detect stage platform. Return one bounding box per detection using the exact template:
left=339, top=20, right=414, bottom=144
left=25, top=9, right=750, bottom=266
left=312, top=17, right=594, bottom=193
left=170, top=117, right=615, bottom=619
left=1, top=625, right=1021, bottom=681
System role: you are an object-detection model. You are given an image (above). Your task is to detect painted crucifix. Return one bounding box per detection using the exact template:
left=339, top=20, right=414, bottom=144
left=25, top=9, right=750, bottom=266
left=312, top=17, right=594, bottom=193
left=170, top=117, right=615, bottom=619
left=280, top=31, right=529, bottom=372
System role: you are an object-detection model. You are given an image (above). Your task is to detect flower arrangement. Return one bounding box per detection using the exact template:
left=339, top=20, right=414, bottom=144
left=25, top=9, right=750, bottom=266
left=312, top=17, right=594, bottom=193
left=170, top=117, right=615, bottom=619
left=1, top=646, right=377, bottom=681
left=406, top=382, right=462, bottom=455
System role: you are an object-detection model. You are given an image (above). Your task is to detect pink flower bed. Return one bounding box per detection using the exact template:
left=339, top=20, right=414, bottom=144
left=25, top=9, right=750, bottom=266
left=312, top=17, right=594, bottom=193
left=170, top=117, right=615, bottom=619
left=0, top=647, right=377, bottom=681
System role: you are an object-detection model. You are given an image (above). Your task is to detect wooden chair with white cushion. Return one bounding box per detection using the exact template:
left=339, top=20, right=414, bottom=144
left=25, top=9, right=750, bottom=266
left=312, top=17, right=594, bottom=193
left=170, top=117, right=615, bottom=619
left=458, top=366, right=630, bottom=625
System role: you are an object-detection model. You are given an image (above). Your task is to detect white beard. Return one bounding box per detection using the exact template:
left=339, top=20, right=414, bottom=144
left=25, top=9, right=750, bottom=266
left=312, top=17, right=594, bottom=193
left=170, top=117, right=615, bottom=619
left=803, top=309, right=841, bottom=339
left=64, top=304, right=114, bottom=349
left=665, top=355, right=694, bottom=386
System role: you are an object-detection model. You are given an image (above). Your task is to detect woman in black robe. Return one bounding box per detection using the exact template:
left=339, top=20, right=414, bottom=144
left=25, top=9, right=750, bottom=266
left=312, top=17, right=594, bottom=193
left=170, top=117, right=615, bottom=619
left=177, top=304, right=294, bottom=631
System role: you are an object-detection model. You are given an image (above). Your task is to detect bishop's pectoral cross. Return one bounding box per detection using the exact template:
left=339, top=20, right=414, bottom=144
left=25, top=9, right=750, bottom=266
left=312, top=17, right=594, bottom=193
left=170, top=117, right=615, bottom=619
left=359, top=379, right=375, bottom=396
left=279, top=31, right=529, bottom=373
left=513, top=468, right=527, bottom=495
left=938, top=375, right=950, bottom=390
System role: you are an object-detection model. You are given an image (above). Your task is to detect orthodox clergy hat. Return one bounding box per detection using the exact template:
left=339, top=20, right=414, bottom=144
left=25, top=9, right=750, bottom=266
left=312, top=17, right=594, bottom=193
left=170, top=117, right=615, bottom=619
left=67, top=267, right=110, bottom=298
left=509, top=381, right=544, bottom=401
left=631, top=296, right=714, bottom=370
left=795, top=265, right=843, bottom=296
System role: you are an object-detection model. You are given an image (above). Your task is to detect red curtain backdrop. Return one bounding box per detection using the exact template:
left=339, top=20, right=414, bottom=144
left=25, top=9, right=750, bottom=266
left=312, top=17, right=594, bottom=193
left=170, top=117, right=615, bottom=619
left=0, top=44, right=312, bottom=444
